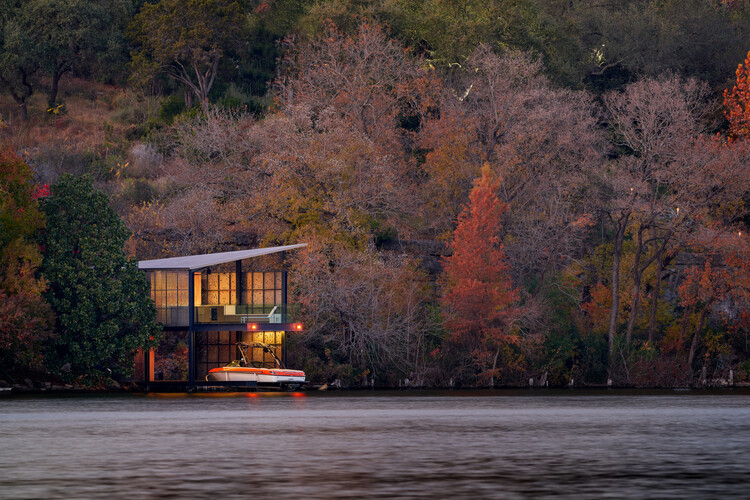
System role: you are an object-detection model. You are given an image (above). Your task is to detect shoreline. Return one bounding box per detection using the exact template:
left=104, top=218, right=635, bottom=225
left=4, top=384, right=750, bottom=397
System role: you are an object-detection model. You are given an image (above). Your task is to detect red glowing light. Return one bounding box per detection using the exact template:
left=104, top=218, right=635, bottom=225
left=247, top=323, right=258, bottom=331
left=294, top=323, right=303, bottom=331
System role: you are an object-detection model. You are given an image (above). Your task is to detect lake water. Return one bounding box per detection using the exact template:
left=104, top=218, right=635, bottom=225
left=1, top=390, right=749, bottom=499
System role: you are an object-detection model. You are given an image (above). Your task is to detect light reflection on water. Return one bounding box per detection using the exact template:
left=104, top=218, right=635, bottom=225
left=1, top=391, right=749, bottom=499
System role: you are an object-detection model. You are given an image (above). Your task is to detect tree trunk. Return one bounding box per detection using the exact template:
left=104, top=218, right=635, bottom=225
left=688, top=308, right=708, bottom=372
left=17, top=99, right=28, bottom=121
left=625, top=226, right=645, bottom=345
left=648, top=251, right=664, bottom=344
left=4, top=72, right=33, bottom=121
left=48, top=70, right=61, bottom=109
left=608, top=212, right=629, bottom=376
left=490, top=344, right=501, bottom=388
left=48, top=64, right=72, bottom=109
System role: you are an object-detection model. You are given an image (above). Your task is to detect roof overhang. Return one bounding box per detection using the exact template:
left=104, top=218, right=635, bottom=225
left=138, top=243, right=307, bottom=271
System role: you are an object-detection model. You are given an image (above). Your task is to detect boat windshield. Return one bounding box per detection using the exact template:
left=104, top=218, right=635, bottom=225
left=236, top=342, right=284, bottom=368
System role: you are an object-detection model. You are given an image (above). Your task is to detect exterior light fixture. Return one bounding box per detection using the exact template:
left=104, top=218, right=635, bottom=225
left=247, top=323, right=258, bottom=331
left=294, top=323, right=303, bottom=331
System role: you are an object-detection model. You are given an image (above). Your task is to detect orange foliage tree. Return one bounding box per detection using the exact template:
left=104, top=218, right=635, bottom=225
left=723, top=50, right=750, bottom=141
left=678, top=232, right=750, bottom=373
left=440, top=164, right=522, bottom=385
left=0, top=149, right=53, bottom=369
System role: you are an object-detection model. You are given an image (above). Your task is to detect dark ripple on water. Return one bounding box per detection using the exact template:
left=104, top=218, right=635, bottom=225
left=1, top=392, right=750, bottom=499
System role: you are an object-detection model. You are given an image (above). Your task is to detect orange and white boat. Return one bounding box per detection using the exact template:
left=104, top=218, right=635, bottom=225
left=206, top=341, right=306, bottom=389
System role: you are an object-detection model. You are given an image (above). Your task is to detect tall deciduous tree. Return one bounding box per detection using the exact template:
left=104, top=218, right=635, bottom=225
left=40, top=174, right=160, bottom=381
left=601, top=75, right=713, bottom=369
left=290, top=238, right=434, bottom=385
left=440, top=164, right=521, bottom=385
left=128, top=0, right=244, bottom=109
left=724, top=50, right=750, bottom=141
left=0, top=149, right=52, bottom=369
left=276, top=21, right=438, bottom=147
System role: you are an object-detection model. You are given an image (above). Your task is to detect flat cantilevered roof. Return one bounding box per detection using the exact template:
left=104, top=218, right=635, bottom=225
left=138, top=243, right=307, bottom=271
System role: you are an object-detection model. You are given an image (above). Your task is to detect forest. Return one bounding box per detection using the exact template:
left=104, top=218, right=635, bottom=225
left=3, top=0, right=750, bottom=388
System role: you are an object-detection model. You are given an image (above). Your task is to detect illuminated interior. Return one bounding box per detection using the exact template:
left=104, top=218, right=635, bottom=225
left=146, top=270, right=285, bottom=326
left=135, top=245, right=307, bottom=387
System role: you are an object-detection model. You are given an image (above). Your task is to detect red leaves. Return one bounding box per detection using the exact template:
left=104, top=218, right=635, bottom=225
left=33, top=184, right=50, bottom=199
left=441, top=164, right=521, bottom=352
left=723, top=50, right=750, bottom=141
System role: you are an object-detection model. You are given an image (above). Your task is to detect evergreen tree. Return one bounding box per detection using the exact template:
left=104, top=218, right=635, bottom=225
left=40, top=174, right=160, bottom=382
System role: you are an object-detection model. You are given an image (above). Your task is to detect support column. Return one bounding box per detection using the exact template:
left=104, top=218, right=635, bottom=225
left=281, top=271, right=288, bottom=320
left=188, top=270, right=195, bottom=390
left=282, top=271, right=288, bottom=366
left=235, top=260, right=242, bottom=305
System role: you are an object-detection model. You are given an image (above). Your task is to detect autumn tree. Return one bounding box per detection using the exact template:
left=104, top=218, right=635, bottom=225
left=601, top=75, right=714, bottom=368
left=0, top=149, right=52, bottom=370
left=723, top=50, right=750, bottom=141
left=40, top=174, right=160, bottom=381
left=678, top=232, right=750, bottom=376
left=128, top=0, right=244, bottom=109
left=276, top=21, right=438, bottom=147
left=440, top=164, right=522, bottom=386
left=290, top=238, right=435, bottom=385
left=418, top=45, right=604, bottom=345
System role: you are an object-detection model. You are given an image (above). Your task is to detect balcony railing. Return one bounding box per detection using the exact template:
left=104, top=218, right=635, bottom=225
left=194, top=304, right=299, bottom=324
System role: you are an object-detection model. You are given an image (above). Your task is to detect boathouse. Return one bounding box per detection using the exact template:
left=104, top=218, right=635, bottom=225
left=134, top=244, right=307, bottom=389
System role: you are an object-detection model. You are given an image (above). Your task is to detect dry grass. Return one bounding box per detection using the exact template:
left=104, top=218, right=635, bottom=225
left=0, top=77, right=134, bottom=154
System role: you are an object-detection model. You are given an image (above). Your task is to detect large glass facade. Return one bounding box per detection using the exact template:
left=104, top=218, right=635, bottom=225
left=146, top=270, right=284, bottom=326
left=196, top=271, right=284, bottom=324
left=142, top=266, right=291, bottom=383
left=196, top=331, right=285, bottom=380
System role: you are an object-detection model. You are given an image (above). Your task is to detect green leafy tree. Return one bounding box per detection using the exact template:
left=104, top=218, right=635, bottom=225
left=128, top=0, right=244, bottom=109
left=0, top=148, right=52, bottom=370
left=39, top=174, right=160, bottom=382
left=22, top=0, right=137, bottom=108
left=0, top=1, right=37, bottom=120
left=0, top=0, right=135, bottom=116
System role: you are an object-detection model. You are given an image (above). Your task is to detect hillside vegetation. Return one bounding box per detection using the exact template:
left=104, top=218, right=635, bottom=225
left=3, top=0, right=750, bottom=388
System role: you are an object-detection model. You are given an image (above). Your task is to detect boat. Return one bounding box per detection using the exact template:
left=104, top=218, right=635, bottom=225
left=206, top=341, right=306, bottom=389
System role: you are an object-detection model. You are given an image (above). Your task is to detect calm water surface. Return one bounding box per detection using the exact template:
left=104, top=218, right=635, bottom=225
left=1, top=391, right=749, bottom=499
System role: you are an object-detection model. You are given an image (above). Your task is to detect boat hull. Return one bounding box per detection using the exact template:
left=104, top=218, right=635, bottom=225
left=206, top=366, right=306, bottom=387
